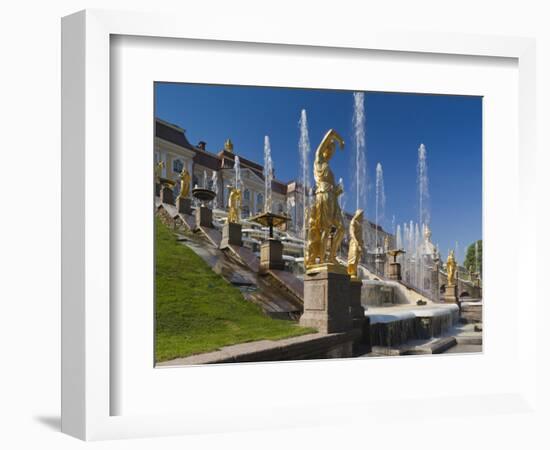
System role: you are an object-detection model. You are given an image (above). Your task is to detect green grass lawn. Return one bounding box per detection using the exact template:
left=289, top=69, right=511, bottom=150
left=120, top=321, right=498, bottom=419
left=155, top=217, right=314, bottom=362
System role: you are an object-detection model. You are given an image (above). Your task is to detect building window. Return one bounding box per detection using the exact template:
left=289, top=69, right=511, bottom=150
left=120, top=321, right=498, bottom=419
left=173, top=159, right=184, bottom=174
left=243, top=189, right=250, bottom=201
left=277, top=203, right=284, bottom=214
left=257, top=193, right=264, bottom=213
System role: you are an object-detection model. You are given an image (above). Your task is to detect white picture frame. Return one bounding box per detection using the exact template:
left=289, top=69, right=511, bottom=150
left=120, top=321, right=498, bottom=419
left=61, top=9, right=538, bottom=441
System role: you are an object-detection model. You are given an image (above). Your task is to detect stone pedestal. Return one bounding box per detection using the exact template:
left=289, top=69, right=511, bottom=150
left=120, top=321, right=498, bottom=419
left=349, top=279, right=365, bottom=329
left=300, top=266, right=353, bottom=334
left=388, top=262, right=402, bottom=281
left=259, top=239, right=284, bottom=272
left=195, top=205, right=213, bottom=228
left=160, top=186, right=174, bottom=205
left=220, top=222, right=243, bottom=248
left=176, top=197, right=192, bottom=215
left=375, top=254, right=386, bottom=276
left=443, top=284, right=458, bottom=303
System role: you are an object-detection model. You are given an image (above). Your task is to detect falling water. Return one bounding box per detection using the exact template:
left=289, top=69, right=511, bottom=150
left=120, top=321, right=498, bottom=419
left=211, top=171, right=218, bottom=209
left=263, top=136, right=273, bottom=213
left=234, top=156, right=242, bottom=191
left=375, top=162, right=386, bottom=250
left=299, top=109, right=311, bottom=238
left=417, top=143, right=430, bottom=229
left=353, top=92, right=367, bottom=212
left=203, top=171, right=208, bottom=188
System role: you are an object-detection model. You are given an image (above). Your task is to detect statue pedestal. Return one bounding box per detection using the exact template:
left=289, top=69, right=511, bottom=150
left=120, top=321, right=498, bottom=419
left=349, top=278, right=365, bottom=329
left=260, top=239, right=284, bottom=271
left=388, top=262, right=402, bottom=281
left=195, top=205, right=213, bottom=228
left=443, top=284, right=458, bottom=303
left=176, top=197, right=192, bottom=215
left=375, top=253, right=386, bottom=276
left=300, top=266, right=353, bottom=334
left=160, top=186, right=174, bottom=205
left=220, top=222, right=243, bottom=248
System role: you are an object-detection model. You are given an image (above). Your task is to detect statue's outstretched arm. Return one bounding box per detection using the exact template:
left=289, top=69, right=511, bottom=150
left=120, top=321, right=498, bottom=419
left=315, top=129, right=345, bottom=162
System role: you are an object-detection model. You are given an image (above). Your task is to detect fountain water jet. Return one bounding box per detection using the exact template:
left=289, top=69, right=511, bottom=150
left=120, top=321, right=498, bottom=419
left=396, top=224, right=403, bottom=266
left=375, top=162, right=386, bottom=250
left=338, top=177, right=346, bottom=212
left=263, top=136, right=273, bottom=213
left=298, top=110, right=311, bottom=238
left=353, top=92, right=367, bottom=212
left=415, top=222, right=421, bottom=288
left=417, top=143, right=430, bottom=229
left=234, top=155, right=242, bottom=191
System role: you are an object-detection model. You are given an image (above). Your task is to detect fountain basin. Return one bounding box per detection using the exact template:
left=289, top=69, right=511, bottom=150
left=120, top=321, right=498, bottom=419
left=366, top=303, right=459, bottom=347
left=192, top=187, right=216, bottom=206
left=249, top=212, right=289, bottom=239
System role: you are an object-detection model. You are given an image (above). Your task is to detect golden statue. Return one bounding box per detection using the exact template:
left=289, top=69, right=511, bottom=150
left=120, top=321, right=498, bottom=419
left=347, top=209, right=364, bottom=279
left=176, top=167, right=191, bottom=200
left=446, top=250, right=457, bottom=286
left=155, top=160, right=165, bottom=184
left=224, top=138, right=234, bottom=152
left=309, top=129, right=345, bottom=267
left=305, top=202, right=322, bottom=268
left=424, top=224, right=432, bottom=241
left=227, top=186, right=242, bottom=223
left=383, top=235, right=390, bottom=252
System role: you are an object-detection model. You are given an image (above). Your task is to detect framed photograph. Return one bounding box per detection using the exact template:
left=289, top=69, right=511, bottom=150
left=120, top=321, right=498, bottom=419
left=62, top=9, right=537, bottom=441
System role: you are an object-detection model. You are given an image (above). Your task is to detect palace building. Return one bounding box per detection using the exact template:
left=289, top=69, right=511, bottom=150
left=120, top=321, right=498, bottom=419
left=154, top=117, right=394, bottom=251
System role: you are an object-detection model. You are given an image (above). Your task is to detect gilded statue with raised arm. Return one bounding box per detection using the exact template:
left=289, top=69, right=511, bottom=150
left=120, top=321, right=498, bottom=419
left=311, top=129, right=346, bottom=266
left=446, top=250, right=457, bottom=286
left=176, top=167, right=191, bottom=200
left=227, top=186, right=242, bottom=223
left=347, top=209, right=364, bottom=279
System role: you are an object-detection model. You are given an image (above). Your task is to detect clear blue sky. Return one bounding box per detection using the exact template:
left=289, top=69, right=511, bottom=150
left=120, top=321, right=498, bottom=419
left=155, top=83, right=482, bottom=263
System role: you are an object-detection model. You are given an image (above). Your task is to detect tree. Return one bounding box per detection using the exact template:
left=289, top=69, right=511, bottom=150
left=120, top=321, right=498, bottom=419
left=463, top=240, right=482, bottom=276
